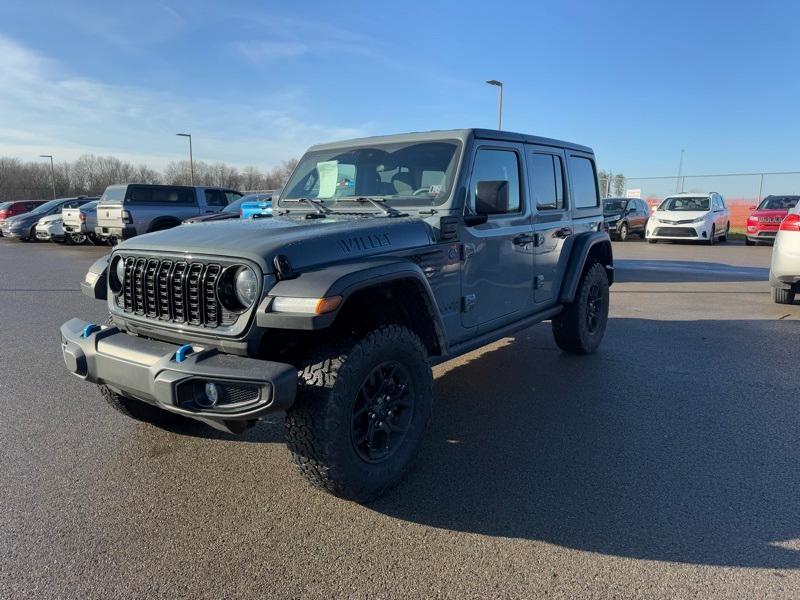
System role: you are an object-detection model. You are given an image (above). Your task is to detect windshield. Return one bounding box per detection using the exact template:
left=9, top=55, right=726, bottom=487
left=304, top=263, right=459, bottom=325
left=603, top=199, right=627, bottom=213
left=222, top=197, right=246, bottom=213
left=758, top=195, right=799, bottom=210
left=658, top=196, right=710, bottom=211
left=28, top=199, right=64, bottom=215
left=281, top=140, right=461, bottom=209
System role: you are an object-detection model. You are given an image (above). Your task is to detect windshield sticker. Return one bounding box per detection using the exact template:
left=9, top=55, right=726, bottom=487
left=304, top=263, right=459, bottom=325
left=317, top=160, right=338, bottom=198
left=429, top=184, right=443, bottom=195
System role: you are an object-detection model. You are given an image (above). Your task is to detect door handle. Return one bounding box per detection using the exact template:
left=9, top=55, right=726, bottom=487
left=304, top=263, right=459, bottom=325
left=554, top=227, right=572, bottom=239
left=512, top=233, right=533, bottom=246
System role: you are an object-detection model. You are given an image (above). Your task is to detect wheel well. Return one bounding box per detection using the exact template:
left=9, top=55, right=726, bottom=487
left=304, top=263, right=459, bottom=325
left=332, top=279, right=443, bottom=357
left=586, top=240, right=613, bottom=284
left=147, top=217, right=181, bottom=233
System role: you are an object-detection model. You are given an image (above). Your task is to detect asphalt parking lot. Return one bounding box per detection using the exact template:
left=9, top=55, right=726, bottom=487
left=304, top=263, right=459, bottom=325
left=1, top=237, right=798, bottom=599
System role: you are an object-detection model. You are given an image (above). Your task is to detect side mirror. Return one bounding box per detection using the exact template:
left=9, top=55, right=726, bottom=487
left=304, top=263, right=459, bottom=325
left=475, top=180, right=509, bottom=215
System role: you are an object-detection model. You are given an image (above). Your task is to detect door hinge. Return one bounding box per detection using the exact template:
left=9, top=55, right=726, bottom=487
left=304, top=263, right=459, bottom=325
left=461, top=294, right=477, bottom=312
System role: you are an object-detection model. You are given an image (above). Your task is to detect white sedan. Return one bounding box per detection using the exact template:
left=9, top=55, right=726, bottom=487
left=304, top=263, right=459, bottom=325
left=646, top=192, right=730, bottom=244
left=769, top=204, right=800, bottom=304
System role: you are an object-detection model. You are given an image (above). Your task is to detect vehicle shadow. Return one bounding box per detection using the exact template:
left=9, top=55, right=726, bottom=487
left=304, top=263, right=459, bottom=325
left=369, top=317, right=800, bottom=569
left=615, top=259, right=769, bottom=283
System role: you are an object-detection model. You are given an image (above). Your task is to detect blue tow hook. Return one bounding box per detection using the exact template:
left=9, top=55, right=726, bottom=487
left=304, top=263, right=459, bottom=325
left=81, top=323, right=101, bottom=338
left=175, top=344, right=195, bottom=363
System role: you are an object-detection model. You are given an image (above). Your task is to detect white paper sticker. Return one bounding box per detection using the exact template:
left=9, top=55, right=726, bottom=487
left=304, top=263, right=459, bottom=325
left=317, top=160, right=338, bottom=198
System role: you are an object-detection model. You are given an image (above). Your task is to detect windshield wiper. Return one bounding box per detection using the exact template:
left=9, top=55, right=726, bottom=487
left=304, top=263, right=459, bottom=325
left=281, top=197, right=330, bottom=216
left=352, top=197, right=405, bottom=217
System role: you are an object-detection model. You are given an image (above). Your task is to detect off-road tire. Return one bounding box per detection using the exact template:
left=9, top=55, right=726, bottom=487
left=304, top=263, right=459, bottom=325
left=552, top=262, right=609, bottom=354
left=100, top=384, right=182, bottom=426
left=618, top=223, right=629, bottom=241
left=285, top=325, right=433, bottom=502
left=772, top=287, right=795, bottom=305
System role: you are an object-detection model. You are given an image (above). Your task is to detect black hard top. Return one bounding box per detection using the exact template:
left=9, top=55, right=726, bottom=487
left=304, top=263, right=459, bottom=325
left=309, top=128, right=593, bottom=154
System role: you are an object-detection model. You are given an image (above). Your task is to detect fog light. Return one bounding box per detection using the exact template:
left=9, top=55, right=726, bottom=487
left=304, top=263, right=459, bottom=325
left=198, top=382, right=220, bottom=408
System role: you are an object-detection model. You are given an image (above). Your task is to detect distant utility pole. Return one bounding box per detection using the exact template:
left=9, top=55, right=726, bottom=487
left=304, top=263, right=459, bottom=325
left=676, top=148, right=685, bottom=193
left=176, top=133, right=194, bottom=186
left=39, top=154, right=56, bottom=199
left=486, top=80, right=503, bottom=130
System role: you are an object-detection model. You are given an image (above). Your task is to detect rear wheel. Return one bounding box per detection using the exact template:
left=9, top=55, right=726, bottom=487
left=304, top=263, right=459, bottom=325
left=67, top=232, right=87, bottom=245
left=772, top=287, right=796, bottom=305
left=285, top=325, right=433, bottom=502
left=552, top=262, right=609, bottom=354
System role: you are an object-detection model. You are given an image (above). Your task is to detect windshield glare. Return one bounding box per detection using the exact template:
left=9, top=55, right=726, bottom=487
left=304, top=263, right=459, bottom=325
left=658, top=197, right=710, bottom=211
left=223, top=197, right=246, bottom=213
left=758, top=196, right=799, bottom=210
left=603, top=200, right=627, bottom=213
left=29, top=199, right=64, bottom=215
left=281, top=140, right=460, bottom=208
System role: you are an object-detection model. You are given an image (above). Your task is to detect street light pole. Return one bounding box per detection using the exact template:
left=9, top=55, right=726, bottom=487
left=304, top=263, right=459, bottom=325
left=39, top=154, right=56, bottom=199
left=676, top=148, right=685, bottom=193
left=486, top=80, right=503, bottom=130
left=176, top=133, right=194, bottom=186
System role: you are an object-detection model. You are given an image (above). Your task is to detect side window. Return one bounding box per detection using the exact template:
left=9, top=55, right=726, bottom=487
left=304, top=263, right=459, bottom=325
left=718, top=195, right=726, bottom=209
left=468, top=148, right=521, bottom=215
left=531, top=154, right=564, bottom=211
left=204, top=189, right=228, bottom=207
left=127, top=187, right=153, bottom=203
left=568, top=156, right=599, bottom=209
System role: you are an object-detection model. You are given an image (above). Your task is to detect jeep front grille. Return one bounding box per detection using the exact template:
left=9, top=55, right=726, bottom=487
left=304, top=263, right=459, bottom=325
left=120, top=256, right=226, bottom=327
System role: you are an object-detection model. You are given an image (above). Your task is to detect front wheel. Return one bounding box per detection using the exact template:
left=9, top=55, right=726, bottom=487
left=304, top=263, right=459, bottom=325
left=720, top=223, right=729, bottom=242
left=707, top=225, right=716, bottom=245
left=618, top=223, right=629, bottom=241
left=745, top=238, right=755, bottom=246
left=285, top=325, right=433, bottom=502
left=552, top=262, right=609, bottom=354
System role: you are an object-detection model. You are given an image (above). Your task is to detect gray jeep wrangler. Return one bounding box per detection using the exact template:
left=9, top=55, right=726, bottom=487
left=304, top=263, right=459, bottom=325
left=61, top=129, right=613, bottom=502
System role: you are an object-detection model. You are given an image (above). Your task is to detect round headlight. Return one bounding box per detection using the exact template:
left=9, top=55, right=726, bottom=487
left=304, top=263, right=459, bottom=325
left=109, top=256, right=125, bottom=294
left=234, top=267, right=258, bottom=307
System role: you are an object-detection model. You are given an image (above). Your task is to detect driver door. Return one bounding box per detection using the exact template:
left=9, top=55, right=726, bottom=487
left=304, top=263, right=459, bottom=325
left=460, top=143, right=534, bottom=328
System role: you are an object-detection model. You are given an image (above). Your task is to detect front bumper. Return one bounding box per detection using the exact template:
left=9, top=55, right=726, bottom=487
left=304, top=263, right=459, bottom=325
left=60, top=318, right=297, bottom=433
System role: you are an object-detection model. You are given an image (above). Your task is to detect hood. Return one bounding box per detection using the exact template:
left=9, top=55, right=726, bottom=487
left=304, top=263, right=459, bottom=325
left=654, top=210, right=709, bottom=221
left=117, top=213, right=436, bottom=273
left=184, top=212, right=240, bottom=224
left=38, top=214, right=62, bottom=224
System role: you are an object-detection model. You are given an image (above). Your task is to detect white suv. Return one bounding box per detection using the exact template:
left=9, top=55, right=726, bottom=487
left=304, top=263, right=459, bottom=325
left=769, top=204, right=800, bottom=304
left=646, top=192, right=730, bottom=244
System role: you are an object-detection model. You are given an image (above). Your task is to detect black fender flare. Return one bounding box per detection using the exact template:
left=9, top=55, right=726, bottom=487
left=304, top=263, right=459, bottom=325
left=80, top=254, right=111, bottom=300
left=558, top=231, right=614, bottom=304
left=256, top=257, right=448, bottom=350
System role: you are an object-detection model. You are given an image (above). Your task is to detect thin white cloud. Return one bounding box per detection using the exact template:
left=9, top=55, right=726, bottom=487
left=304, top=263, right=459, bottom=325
left=0, top=35, right=368, bottom=169
left=235, top=40, right=309, bottom=62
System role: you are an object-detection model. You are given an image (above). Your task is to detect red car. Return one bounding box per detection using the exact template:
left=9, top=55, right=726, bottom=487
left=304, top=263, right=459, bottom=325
left=746, top=195, right=800, bottom=246
left=0, top=200, right=47, bottom=235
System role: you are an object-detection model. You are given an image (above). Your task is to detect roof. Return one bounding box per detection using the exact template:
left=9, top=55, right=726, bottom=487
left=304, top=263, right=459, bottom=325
left=666, top=192, right=715, bottom=197
left=308, top=128, right=593, bottom=154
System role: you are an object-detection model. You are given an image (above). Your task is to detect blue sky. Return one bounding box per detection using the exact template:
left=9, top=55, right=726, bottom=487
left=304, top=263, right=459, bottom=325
left=0, top=0, right=798, bottom=177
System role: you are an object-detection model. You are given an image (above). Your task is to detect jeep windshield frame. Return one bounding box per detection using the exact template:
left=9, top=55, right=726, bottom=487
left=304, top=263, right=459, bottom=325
left=278, top=139, right=463, bottom=212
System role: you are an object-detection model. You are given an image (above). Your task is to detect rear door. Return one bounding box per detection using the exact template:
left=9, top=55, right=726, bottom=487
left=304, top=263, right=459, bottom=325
left=202, top=189, right=230, bottom=214
left=459, top=142, right=534, bottom=328
left=528, top=146, right=572, bottom=305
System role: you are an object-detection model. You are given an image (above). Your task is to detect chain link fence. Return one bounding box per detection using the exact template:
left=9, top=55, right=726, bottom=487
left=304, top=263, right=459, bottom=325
left=624, top=171, right=800, bottom=228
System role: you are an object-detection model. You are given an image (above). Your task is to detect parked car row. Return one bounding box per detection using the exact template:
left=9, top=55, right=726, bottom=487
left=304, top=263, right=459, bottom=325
left=0, top=187, right=278, bottom=246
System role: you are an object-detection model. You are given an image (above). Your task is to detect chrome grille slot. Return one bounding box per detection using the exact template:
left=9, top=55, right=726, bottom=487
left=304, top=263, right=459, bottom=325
left=133, top=258, right=147, bottom=314
left=117, top=256, right=236, bottom=329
